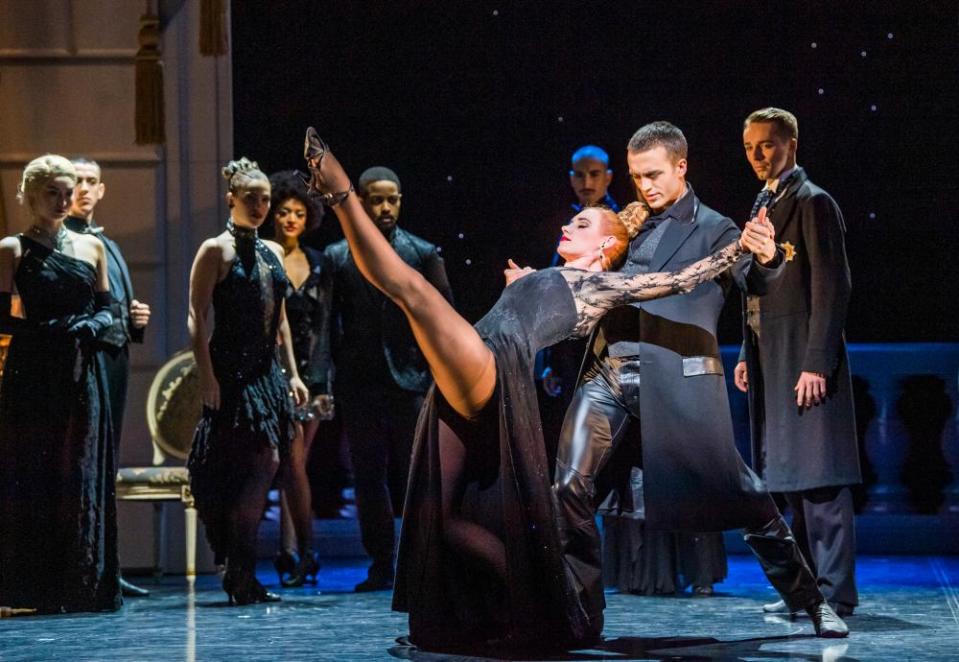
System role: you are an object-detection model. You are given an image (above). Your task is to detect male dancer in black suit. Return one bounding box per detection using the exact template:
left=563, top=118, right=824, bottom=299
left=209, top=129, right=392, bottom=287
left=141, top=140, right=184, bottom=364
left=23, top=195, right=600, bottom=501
left=67, top=158, right=151, bottom=597
left=736, top=107, right=861, bottom=617
left=325, top=167, right=453, bottom=591
left=551, top=122, right=848, bottom=639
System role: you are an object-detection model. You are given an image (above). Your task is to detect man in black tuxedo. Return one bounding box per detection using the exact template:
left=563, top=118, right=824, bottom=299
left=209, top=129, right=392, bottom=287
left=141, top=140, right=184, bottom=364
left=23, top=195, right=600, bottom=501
left=67, top=158, right=151, bottom=598
left=736, top=107, right=861, bottom=617
left=551, top=122, right=848, bottom=639
left=325, top=167, right=453, bottom=592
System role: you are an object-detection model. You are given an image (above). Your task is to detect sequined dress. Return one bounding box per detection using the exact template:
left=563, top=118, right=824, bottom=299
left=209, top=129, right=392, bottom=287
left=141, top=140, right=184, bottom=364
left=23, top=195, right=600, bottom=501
left=393, top=242, right=745, bottom=649
left=187, top=233, right=295, bottom=564
left=0, top=236, right=120, bottom=614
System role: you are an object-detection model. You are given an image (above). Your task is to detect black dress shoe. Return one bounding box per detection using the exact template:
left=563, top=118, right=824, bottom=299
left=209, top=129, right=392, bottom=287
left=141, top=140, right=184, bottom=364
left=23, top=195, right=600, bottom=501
left=120, top=577, right=150, bottom=598
left=806, top=601, right=849, bottom=638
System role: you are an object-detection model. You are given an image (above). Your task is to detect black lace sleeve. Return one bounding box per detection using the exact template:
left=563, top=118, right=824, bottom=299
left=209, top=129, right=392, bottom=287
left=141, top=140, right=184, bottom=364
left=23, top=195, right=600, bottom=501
left=560, top=241, right=745, bottom=337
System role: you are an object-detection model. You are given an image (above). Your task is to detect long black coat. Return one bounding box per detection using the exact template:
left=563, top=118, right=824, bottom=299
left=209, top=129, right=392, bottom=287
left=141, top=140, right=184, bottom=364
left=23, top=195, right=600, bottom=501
left=741, top=168, right=861, bottom=492
left=325, top=226, right=453, bottom=395
left=585, top=190, right=785, bottom=532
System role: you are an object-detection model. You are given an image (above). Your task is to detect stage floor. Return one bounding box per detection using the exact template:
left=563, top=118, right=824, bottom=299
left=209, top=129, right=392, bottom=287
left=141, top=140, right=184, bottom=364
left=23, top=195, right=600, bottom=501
left=1, top=555, right=956, bottom=661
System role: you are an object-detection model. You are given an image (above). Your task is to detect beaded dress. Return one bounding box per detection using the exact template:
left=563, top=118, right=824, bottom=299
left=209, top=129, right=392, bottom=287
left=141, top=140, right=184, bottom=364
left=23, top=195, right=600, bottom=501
left=187, top=225, right=295, bottom=564
left=0, top=235, right=120, bottom=614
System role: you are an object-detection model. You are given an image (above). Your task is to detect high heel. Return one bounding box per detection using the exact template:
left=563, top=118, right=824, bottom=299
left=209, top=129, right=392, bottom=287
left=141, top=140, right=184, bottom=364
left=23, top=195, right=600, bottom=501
left=223, top=568, right=282, bottom=606
left=273, top=549, right=299, bottom=585
left=303, top=127, right=354, bottom=206
left=281, top=549, right=320, bottom=588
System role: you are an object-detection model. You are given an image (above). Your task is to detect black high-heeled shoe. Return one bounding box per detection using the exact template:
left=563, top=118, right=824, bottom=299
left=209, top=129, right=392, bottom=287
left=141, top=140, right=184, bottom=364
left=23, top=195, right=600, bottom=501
left=224, top=569, right=282, bottom=606
left=303, top=127, right=354, bottom=206
left=281, top=549, right=320, bottom=588
left=273, top=549, right=299, bottom=585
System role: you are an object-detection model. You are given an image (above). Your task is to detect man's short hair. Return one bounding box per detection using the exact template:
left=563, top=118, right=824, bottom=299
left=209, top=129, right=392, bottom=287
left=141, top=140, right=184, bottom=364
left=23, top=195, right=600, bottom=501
left=744, top=107, right=799, bottom=141
left=70, top=156, right=102, bottom=173
left=358, top=166, right=401, bottom=193
left=570, top=145, right=610, bottom=168
left=627, top=121, right=688, bottom=162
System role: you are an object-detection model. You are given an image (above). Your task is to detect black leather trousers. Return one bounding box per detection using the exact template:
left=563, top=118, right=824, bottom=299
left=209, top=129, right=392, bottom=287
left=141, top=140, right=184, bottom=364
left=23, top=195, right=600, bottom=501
left=552, top=358, right=824, bottom=628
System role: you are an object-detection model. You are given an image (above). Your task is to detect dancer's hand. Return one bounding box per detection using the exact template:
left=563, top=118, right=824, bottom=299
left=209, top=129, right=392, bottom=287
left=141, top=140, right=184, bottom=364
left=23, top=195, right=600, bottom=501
left=795, top=371, right=826, bottom=408
left=541, top=367, right=563, bottom=397
left=313, top=394, right=335, bottom=421
left=200, top=371, right=221, bottom=411
left=504, top=259, right=535, bottom=286
left=290, top=376, right=310, bottom=408
left=734, top=361, right=749, bottom=392
left=740, top=207, right=777, bottom=264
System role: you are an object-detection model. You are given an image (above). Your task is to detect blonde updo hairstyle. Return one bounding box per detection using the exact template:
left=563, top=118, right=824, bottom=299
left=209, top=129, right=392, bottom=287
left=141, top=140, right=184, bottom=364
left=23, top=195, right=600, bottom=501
left=222, top=157, right=268, bottom=192
left=16, top=154, right=77, bottom=207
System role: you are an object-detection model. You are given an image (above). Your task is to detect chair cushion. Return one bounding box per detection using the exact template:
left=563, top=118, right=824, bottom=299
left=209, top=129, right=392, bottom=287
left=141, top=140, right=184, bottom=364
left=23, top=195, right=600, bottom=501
left=117, top=466, right=190, bottom=485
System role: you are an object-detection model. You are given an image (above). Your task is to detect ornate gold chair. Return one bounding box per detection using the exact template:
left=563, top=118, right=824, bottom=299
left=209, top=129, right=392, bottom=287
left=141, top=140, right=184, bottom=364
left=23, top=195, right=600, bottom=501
left=116, top=349, right=201, bottom=577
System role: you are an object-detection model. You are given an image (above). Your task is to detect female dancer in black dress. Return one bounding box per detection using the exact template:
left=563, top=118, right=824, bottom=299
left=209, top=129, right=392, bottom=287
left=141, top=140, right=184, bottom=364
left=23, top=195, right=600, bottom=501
left=0, top=155, right=120, bottom=614
left=262, top=170, right=334, bottom=587
left=187, top=158, right=309, bottom=605
left=303, top=129, right=760, bottom=649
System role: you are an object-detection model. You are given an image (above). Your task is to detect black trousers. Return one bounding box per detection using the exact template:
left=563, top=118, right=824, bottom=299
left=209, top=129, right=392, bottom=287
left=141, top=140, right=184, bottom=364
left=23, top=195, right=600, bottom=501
left=99, top=344, right=129, bottom=450
left=553, top=357, right=822, bottom=625
left=341, top=386, right=423, bottom=574
left=781, top=486, right=858, bottom=609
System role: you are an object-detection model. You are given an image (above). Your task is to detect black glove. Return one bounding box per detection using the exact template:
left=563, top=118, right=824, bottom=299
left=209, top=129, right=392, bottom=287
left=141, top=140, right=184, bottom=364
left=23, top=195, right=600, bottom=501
left=66, top=291, right=115, bottom=343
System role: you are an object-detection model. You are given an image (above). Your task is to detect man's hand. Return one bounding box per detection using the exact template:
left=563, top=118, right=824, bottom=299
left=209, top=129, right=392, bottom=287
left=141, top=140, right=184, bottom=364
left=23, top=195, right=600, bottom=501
left=504, top=259, right=536, bottom=286
left=130, top=299, right=151, bottom=329
left=540, top=366, right=562, bottom=398
left=794, top=370, right=827, bottom=408
left=739, top=207, right=777, bottom=264
left=734, top=361, right=748, bottom=392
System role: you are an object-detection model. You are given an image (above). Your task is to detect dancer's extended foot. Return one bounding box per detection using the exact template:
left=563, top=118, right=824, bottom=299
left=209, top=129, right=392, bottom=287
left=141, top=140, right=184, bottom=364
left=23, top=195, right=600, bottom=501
left=303, top=127, right=353, bottom=205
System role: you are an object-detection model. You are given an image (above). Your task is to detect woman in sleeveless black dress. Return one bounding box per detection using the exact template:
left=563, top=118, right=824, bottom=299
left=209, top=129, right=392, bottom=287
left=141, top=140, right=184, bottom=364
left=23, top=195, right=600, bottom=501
left=303, top=130, right=755, bottom=650
left=187, top=158, right=309, bottom=605
left=0, top=155, right=119, bottom=614
left=261, top=170, right=334, bottom=587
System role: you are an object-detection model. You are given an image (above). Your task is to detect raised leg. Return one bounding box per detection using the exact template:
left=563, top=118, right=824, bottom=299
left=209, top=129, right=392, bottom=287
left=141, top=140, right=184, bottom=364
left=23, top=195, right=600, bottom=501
left=307, top=134, right=495, bottom=419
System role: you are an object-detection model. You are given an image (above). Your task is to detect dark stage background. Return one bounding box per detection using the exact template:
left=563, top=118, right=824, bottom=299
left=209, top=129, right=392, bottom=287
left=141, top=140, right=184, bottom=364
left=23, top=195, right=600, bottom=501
left=233, top=0, right=959, bottom=343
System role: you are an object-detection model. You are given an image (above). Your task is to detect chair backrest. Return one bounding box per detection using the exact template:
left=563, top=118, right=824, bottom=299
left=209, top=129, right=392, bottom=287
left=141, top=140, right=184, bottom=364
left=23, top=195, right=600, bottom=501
left=146, top=349, right=202, bottom=465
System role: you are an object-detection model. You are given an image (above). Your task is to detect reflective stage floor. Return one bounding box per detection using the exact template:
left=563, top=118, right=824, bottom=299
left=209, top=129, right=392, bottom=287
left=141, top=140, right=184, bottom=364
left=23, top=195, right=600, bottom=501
left=2, top=555, right=957, bottom=661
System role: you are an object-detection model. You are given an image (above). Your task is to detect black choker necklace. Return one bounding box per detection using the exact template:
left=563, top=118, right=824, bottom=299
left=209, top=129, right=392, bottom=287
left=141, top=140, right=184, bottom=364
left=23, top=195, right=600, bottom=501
left=226, top=219, right=258, bottom=240
left=29, top=223, right=68, bottom=250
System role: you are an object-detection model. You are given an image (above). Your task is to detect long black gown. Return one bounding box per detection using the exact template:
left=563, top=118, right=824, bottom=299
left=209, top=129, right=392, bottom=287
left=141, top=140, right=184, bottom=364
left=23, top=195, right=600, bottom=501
left=393, top=242, right=745, bottom=649
left=0, top=235, right=121, bottom=614
left=188, top=233, right=295, bottom=566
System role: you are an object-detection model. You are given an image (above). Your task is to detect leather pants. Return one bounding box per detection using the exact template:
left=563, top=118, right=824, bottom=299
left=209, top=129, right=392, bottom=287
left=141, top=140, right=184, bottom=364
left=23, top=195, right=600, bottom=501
left=552, top=357, right=825, bottom=629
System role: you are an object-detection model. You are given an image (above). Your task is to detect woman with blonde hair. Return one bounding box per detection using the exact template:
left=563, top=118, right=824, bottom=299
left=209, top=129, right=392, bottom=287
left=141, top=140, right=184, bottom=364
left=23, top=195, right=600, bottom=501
left=303, top=129, right=749, bottom=650
left=0, top=154, right=120, bottom=614
left=187, top=158, right=309, bottom=605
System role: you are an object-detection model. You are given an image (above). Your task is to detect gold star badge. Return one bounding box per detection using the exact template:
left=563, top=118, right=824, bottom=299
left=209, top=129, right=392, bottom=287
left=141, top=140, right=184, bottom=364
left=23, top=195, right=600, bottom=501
left=780, top=241, right=797, bottom=262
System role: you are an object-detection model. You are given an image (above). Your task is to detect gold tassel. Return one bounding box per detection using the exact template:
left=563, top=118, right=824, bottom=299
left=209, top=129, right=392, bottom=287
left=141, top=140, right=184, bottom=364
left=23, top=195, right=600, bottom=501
left=135, top=13, right=165, bottom=145
left=199, top=0, right=228, bottom=56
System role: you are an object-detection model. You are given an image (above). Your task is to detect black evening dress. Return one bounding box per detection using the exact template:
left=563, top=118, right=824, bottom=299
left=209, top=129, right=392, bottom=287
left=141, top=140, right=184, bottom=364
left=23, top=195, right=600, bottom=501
left=0, top=236, right=120, bottom=614
left=188, top=233, right=295, bottom=565
left=285, top=246, right=333, bottom=407
left=393, top=241, right=745, bottom=650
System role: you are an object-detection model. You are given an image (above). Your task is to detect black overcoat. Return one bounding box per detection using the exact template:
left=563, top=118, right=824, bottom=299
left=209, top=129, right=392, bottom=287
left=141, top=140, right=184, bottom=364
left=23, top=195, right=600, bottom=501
left=740, top=168, right=861, bottom=491
left=584, top=190, right=785, bottom=532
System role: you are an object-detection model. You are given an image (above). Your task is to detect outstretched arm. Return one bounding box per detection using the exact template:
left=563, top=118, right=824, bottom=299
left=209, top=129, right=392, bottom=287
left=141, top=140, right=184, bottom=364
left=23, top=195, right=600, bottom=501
left=562, top=241, right=745, bottom=337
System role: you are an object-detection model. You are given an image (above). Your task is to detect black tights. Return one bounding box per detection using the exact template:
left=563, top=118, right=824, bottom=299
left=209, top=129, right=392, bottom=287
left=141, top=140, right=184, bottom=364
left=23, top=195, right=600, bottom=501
left=227, top=446, right=279, bottom=582
left=437, top=418, right=507, bottom=584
